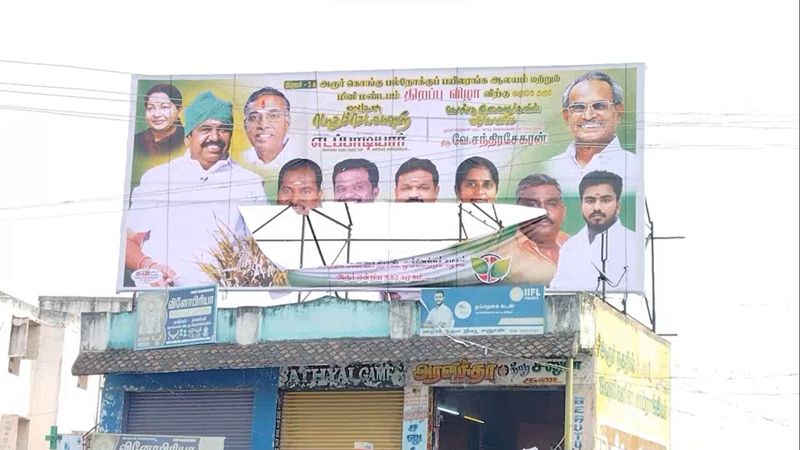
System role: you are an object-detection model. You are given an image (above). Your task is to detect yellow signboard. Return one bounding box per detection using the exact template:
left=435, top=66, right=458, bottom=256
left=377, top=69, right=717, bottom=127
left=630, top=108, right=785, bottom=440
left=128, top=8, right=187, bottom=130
left=594, top=303, right=670, bottom=448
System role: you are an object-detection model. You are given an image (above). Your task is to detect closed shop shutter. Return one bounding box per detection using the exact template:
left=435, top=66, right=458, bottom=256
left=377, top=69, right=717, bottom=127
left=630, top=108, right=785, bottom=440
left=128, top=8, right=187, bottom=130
left=279, top=390, right=403, bottom=450
left=125, top=390, right=254, bottom=450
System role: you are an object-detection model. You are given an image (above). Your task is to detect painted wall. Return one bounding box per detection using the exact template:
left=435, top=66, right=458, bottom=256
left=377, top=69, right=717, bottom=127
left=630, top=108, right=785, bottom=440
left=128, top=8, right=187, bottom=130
left=83, top=294, right=605, bottom=352
left=593, top=301, right=670, bottom=450
left=27, top=324, right=64, bottom=450
left=101, top=368, right=279, bottom=450
left=260, top=297, right=389, bottom=340
left=91, top=296, right=392, bottom=351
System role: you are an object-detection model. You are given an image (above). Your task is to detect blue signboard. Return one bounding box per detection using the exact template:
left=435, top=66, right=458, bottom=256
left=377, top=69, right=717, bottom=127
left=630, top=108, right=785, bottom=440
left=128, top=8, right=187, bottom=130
left=165, top=285, right=217, bottom=346
left=419, top=285, right=545, bottom=336
left=135, top=285, right=217, bottom=350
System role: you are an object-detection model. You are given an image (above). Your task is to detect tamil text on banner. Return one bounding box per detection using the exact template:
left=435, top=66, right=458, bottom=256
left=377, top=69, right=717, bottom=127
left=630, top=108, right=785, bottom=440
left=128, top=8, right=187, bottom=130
left=594, top=303, right=670, bottom=449
left=119, top=64, right=644, bottom=294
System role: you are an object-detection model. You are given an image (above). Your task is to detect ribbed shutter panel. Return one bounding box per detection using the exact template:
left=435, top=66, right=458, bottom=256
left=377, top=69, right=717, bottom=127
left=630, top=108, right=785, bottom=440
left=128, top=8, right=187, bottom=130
left=279, top=390, right=403, bottom=450
left=126, top=390, right=254, bottom=450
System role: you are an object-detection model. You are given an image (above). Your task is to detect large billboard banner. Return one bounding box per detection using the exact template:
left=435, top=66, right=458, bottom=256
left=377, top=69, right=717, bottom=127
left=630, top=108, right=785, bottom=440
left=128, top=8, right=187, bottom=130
left=119, top=64, right=644, bottom=293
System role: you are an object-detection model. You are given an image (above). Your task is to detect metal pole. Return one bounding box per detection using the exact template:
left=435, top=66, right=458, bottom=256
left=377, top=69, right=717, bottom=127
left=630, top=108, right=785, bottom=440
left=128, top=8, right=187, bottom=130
left=564, top=356, right=574, bottom=450
left=650, top=219, right=656, bottom=333
left=298, top=216, right=307, bottom=303
left=600, top=231, right=608, bottom=302
left=646, top=200, right=656, bottom=333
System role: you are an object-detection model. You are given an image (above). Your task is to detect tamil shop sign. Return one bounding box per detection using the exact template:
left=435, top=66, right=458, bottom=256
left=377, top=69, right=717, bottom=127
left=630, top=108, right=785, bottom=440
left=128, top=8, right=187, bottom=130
left=409, top=359, right=584, bottom=386
left=134, top=285, right=217, bottom=350
left=280, top=362, right=405, bottom=389
left=90, top=434, right=224, bottom=450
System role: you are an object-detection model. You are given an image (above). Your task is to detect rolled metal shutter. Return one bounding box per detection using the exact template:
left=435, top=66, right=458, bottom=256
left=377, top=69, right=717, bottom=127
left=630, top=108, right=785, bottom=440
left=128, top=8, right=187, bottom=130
left=125, top=390, right=254, bottom=450
left=279, top=390, right=403, bottom=450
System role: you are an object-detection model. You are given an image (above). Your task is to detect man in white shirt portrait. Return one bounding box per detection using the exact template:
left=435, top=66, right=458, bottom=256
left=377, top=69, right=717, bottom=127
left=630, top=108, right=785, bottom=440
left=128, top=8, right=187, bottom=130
left=240, top=87, right=297, bottom=199
left=423, top=290, right=455, bottom=329
left=124, top=91, right=267, bottom=287
left=546, top=71, right=639, bottom=194
left=242, top=87, right=292, bottom=168
left=550, top=170, right=639, bottom=292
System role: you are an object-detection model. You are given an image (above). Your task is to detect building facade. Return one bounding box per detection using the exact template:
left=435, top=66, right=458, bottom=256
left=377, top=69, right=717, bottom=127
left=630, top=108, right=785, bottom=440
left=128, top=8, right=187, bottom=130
left=73, top=294, right=670, bottom=450
left=1, top=292, right=131, bottom=450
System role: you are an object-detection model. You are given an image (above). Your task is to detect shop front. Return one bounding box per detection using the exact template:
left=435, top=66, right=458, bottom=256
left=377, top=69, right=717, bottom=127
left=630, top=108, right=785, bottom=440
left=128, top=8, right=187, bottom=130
left=411, top=357, right=591, bottom=450
left=276, top=362, right=406, bottom=450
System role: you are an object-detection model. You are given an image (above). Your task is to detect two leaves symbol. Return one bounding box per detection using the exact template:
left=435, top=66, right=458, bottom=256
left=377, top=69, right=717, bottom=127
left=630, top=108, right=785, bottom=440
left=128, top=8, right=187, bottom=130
left=470, top=256, right=511, bottom=279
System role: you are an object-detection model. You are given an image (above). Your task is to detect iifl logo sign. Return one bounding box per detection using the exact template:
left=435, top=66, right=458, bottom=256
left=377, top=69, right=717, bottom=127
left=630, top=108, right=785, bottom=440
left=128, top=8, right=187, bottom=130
left=470, top=253, right=511, bottom=284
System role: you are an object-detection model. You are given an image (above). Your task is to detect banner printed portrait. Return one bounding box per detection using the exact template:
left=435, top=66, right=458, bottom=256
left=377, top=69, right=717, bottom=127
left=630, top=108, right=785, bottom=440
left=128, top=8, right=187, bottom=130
left=119, top=64, right=644, bottom=292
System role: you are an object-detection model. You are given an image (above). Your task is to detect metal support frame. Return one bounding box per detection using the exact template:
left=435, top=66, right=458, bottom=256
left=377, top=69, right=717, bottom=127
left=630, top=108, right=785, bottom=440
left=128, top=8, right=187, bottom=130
left=254, top=202, right=511, bottom=267
left=249, top=202, right=546, bottom=300
left=643, top=198, right=684, bottom=333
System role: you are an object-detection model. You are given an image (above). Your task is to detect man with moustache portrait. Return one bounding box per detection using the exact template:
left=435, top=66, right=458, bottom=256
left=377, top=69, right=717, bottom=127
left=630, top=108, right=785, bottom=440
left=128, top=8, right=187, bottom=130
left=332, top=158, right=380, bottom=202
left=393, top=157, right=440, bottom=203
left=277, top=158, right=323, bottom=215
left=489, top=174, right=569, bottom=285
left=124, top=91, right=266, bottom=287
left=546, top=71, right=639, bottom=193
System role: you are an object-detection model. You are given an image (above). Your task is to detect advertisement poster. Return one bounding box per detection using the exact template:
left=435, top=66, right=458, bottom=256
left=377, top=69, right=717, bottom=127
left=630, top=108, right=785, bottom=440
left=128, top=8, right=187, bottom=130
left=119, top=64, right=643, bottom=294
left=135, top=284, right=217, bottom=350
left=419, top=285, right=544, bottom=336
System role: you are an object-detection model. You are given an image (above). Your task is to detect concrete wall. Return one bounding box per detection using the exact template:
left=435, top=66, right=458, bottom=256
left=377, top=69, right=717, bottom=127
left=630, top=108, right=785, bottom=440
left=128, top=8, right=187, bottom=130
left=55, top=315, right=101, bottom=434
left=84, top=296, right=394, bottom=351
left=101, top=369, right=279, bottom=450
left=0, top=295, right=36, bottom=418
left=82, top=294, right=600, bottom=352
left=259, top=297, right=390, bottom=340
left=39, top=296, right=131, bottom=317
left=26, top=324, right=64, bottom=450
left=544, top=293, right=598, bottom=351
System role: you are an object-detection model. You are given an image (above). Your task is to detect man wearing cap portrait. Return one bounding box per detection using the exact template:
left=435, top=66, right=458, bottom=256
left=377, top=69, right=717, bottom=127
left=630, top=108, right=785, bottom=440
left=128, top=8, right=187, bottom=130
left=124, top=91, right=266, bottom=287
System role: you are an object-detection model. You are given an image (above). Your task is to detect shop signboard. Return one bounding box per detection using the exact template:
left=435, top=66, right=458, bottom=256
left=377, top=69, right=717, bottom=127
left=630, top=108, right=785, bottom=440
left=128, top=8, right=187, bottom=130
left=90, top=434, right=224, bottom=450
left=135, top=285, right=217, bottom=350
left=280, top=362, right=405, bottom=390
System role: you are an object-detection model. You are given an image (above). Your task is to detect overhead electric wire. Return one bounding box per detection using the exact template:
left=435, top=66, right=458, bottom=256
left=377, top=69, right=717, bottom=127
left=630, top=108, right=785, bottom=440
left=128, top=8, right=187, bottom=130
left=1, top=87, right=797, bottom=131
left=0, top=58, right=135, bottom=75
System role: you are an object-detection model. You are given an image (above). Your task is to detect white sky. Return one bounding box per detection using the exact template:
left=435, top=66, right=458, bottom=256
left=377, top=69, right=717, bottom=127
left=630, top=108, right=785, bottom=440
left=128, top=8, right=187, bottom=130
left=0, top=1, right=797, bottom=449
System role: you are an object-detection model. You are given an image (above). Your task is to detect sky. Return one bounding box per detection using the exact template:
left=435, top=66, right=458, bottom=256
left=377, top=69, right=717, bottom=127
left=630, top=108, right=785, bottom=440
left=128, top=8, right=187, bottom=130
left=0, top=0, right=797, bottom=449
